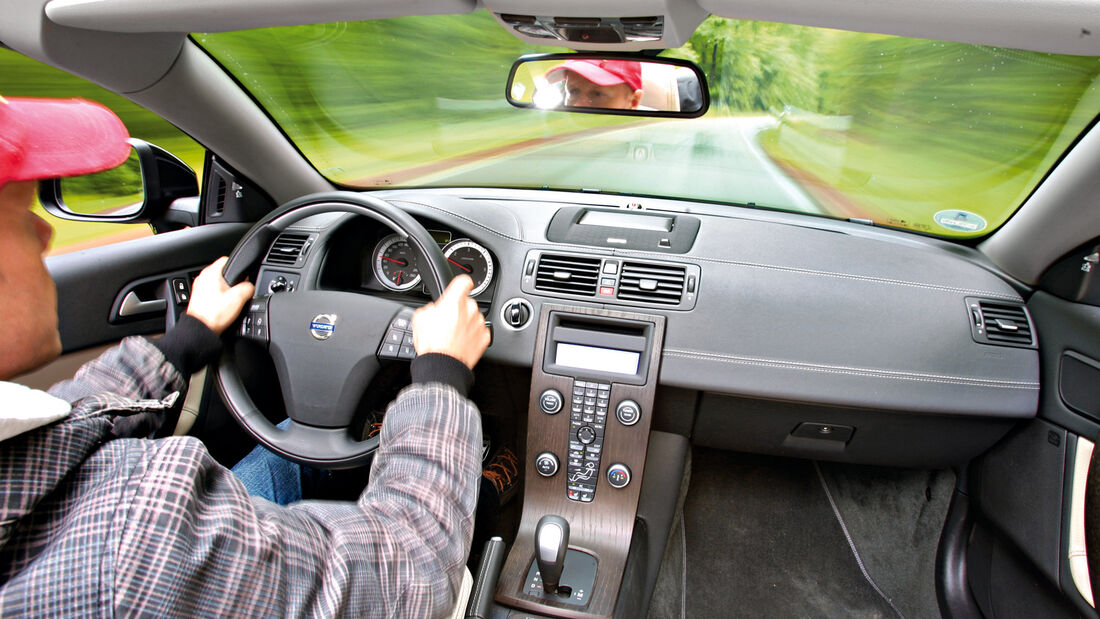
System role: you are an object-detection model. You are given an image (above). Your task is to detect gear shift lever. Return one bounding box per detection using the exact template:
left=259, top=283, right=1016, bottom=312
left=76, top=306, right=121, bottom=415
left=535, top=515, right=569, bottom=594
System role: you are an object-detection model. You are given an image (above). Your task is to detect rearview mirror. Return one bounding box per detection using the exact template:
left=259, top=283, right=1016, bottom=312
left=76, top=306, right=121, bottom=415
left=506, top=54, right=708, bottom=118
left=39, top=138, right=198, bottom=231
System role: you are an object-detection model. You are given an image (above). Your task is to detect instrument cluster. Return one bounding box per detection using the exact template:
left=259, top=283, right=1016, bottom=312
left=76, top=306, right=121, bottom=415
left=371, top=230, right=495, bottom=297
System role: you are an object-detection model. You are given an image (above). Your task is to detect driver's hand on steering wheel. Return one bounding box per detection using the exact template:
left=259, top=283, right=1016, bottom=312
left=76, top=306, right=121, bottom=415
left=187, top=256, right=256, bottom=335
left=411, top=275, right=490, bottom=370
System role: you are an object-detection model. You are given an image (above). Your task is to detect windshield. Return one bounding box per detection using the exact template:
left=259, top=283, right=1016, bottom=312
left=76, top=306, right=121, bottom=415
left=196, top=11, right=1100, bottom=239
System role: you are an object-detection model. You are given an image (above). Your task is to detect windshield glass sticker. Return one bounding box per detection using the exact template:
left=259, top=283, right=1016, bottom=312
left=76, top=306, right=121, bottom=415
left=933, top=210, right=987, bottom=233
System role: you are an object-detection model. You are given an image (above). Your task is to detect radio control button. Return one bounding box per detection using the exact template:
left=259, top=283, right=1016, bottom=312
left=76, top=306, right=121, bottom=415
left=539, top=389, right=563, bottom=414
left=577, top=426, right=596, bottom=444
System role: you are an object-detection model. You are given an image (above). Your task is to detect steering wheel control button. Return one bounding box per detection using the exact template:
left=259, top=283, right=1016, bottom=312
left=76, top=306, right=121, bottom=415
left=380, top=308, right=417, bottom=360
left=607, top=464, right=631, bottom=489
left=539, top=389, right=563, bottom=415
left=389, top=313, right=412, bottom=331
left=240, top=298, right=269, bottom=342
left=616, top=400, right=641, bottom=426
left=535, top=452, right=560, bottom=477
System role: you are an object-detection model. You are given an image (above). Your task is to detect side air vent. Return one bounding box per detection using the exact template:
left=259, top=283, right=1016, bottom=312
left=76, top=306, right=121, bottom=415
left=618, top=261, right=685, bottom=305
left=535, top=254, right=600, bottom=296
left=265, top=233, right=310, bottom=266
left=966, top=298, right=1036, bottom=349
left=213, top=177, right=226, bottom=216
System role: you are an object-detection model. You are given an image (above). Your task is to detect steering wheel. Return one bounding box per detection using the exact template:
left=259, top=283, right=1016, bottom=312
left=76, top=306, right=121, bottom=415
left=215, top=191, right=452, bottom=469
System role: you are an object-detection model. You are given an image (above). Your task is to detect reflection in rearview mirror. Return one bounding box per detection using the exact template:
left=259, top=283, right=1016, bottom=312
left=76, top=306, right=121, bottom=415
left=58, top=148, right=143, bottom=217
left=507, top=55, right=707, bottom=117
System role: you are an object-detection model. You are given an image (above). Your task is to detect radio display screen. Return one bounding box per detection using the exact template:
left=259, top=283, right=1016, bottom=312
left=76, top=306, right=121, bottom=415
left=554, top=342, right=640, bottom=376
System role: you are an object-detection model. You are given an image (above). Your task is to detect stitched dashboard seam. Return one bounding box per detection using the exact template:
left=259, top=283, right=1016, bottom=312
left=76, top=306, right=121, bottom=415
left=402, top=200, right=1022, bottom=302
left=664, top=349, right=1039, bottom=389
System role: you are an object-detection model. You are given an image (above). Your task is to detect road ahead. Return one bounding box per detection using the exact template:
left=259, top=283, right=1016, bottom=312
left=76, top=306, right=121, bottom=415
left=413, top=116, right=820, bottom=214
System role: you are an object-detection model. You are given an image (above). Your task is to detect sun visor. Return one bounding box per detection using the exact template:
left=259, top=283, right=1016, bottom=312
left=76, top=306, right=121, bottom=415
left=44, top=0, right=477, bottom=33
left=700, top=0, right=1100, bottom=56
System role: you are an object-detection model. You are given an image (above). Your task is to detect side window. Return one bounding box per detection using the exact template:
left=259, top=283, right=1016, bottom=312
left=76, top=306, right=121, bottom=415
left=0, top=48, right=204, bottom=255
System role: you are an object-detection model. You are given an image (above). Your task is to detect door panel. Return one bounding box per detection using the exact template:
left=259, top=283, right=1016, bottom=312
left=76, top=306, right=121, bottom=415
left=964, top=290, right=1100, bottom=617
left=47, top=222, right=250, bottom=352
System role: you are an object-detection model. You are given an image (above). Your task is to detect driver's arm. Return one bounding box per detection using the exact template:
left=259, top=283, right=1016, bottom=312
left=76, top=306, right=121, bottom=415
left=98, top=275, right=490, bottom=617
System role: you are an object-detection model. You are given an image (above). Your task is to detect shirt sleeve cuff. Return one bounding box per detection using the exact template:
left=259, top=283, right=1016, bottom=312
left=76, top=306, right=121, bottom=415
left=410, top=353, right=473, bottom=397
left=152, top=314, right=223, bottom=377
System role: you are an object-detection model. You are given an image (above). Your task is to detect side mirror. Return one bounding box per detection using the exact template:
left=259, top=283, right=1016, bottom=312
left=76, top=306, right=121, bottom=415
left=38, top=138, right=199, bottom=231
left=506, top=53, right=708, bottom=118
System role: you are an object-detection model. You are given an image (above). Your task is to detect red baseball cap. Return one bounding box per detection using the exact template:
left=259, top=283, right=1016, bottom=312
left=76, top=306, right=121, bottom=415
left=0, top=95, right=130, bottom=187
left=547, top=59, right=643, bottom=91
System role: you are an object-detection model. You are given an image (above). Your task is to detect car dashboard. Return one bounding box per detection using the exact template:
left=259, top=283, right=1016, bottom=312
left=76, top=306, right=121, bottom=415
left=254, top=186, right=1039, bottom=469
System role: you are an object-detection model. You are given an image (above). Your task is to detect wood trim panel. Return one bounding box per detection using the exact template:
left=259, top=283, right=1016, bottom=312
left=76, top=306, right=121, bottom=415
left=495, top=304, right=666, bottom=618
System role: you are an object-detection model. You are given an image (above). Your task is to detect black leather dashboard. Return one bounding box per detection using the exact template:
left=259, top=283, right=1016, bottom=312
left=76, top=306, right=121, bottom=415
left=372, top=189, right=1038, bottom=417
left=275, top=187, right=1039, bottom=465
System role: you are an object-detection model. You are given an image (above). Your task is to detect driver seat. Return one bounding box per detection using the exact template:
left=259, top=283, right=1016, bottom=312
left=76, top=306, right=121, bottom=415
left=452, top=567, right=474, bottom=618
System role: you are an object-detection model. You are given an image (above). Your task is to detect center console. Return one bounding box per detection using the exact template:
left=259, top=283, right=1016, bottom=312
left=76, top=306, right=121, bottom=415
left=493, top=304, right=666, bottom=618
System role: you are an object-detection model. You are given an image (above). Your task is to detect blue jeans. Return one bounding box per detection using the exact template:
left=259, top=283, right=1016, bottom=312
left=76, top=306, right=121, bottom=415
left=231, top=419, right=303, bottom=505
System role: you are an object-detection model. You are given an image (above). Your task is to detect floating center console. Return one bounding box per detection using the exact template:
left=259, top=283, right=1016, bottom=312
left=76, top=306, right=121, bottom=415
left=495, top=304, right=666, bottom=618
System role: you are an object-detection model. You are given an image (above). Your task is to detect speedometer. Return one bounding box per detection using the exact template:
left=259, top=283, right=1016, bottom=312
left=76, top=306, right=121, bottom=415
left=443, top=240, right=494, bottom=296
left=373, top=234, right=422, bottom=291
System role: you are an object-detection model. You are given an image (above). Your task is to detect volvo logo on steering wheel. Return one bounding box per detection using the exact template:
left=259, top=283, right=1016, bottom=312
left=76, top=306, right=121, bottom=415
left=309, top=314, right=338, bottom=340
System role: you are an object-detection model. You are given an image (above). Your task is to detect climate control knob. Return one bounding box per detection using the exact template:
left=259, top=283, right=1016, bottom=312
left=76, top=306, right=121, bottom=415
left=535, top=452, right=559, bottom=477
left=607, top=463, right=631, bottom=489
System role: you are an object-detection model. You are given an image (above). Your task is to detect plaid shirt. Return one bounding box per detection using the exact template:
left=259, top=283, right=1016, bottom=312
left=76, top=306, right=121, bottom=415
left=0, top=337, right=482, bottom=617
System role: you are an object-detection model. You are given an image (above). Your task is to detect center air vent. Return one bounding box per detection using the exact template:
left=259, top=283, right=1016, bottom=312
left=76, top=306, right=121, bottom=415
left=535, top=254, right=600, bottom=296
left=618, top=261, right=685, bottom=305
left=966, top=298, right=1036, bottom=349
left=265, top=233, right=310, bottom=266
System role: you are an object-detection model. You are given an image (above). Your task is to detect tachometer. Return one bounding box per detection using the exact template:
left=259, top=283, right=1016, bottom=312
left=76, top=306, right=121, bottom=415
left=443, top=240, right=494, bottom=296
left=373, top=234, right=421, bottom=291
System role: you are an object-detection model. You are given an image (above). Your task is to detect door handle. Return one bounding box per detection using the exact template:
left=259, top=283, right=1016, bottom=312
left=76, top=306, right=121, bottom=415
left=118, top=291, right=167, bottom=317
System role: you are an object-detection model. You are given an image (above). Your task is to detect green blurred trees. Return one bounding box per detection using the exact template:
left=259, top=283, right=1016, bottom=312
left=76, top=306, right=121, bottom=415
left=675, top=16, right=1100, bottom=153
left=669, top=18, right=824, bottom=114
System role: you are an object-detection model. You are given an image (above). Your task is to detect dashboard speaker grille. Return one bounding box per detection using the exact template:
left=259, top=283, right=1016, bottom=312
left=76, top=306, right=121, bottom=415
left=618, top=261, right=685, bottom=305
left=265, top=233, right=309, bottom=266
left=535, top=254, right=600, bottom=296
